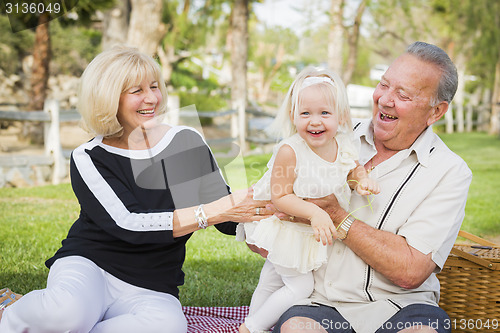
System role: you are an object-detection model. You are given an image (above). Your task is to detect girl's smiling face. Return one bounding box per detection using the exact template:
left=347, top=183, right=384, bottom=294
left=293, top=85, right=339, bottom=156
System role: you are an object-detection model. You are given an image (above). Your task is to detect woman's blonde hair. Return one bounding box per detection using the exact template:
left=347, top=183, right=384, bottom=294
left=267, top=66, right=352, bottom=139
left=78, top=46, right=168, bottom=137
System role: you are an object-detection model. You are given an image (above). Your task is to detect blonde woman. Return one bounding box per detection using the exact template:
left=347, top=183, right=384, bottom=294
left=0, top=46, right=272, bottom=333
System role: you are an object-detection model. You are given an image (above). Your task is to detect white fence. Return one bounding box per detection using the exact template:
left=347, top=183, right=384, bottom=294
left=0, top=99, right=282, bottom=186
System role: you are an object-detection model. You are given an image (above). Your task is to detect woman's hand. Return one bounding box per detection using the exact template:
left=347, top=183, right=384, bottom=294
left=206, top=188, right=274, bottom=224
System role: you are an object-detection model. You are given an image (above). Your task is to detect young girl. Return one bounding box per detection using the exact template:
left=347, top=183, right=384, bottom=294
left=237, top=67, right=380, bottom=333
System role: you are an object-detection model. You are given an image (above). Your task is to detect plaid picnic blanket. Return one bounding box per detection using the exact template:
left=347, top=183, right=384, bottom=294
left=183, top=306, right=249, bottom=332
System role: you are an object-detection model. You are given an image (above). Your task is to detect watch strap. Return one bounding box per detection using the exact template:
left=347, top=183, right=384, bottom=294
left=338, top=215, right=355, bottom=240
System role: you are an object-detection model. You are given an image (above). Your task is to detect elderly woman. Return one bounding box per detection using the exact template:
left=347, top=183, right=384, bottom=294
left=0, top=46, right=271, bottom=333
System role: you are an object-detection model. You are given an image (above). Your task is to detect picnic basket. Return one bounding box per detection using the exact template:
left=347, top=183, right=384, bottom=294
left=437, top=230, right=500, bottom=333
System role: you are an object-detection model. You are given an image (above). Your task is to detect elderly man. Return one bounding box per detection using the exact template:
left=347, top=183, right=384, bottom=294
left=274, top=42, right=472, bottom=333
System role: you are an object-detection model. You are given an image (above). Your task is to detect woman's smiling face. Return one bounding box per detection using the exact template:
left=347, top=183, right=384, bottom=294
left=117, top=78, right=163, bottom=137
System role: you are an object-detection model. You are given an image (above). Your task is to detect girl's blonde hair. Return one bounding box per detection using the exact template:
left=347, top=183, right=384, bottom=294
left=78, top=46, right=168, bottom=137
left=267, top=66, right=352, bottom=139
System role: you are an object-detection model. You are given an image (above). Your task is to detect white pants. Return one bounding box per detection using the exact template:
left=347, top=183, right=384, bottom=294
left=245, top=259, right=314, bottom=332
left=0, top=256, right=187, bottom=333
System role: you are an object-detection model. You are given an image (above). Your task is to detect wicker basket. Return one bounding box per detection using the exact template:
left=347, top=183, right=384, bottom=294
left=437, top=230, right=500, bottom=333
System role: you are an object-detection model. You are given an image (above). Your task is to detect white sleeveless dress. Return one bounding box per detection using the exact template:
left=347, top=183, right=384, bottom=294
left=236, top=132, right=359, bottom=274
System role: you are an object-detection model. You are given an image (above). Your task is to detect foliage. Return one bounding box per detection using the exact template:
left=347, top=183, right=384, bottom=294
left=248, top=25, right=299, bottom=70
left=430, top=0, right=500, bottom=88
left=160, top=0, right=234, bottom=62
left=0, top=16, right=34, bottom=76
left=50, top=20, right=102, bottom=76
left=178, top=91, right=228, bottom=111
left=369, top=0, right=500, bottom=91
left=170, top=58, right=230, bottom=125
left=177, top=90, right=228, bottom=126
left=170, top=64, right=220, bottom=91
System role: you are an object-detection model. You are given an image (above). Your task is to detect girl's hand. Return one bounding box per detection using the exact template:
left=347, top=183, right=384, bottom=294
left=355, top=178, right=380, bottom=196
left=309, top=209, right=337, bottom=246
left=246, top=243, right=269, bottom=258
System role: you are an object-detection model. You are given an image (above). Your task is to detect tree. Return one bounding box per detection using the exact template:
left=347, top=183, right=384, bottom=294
left=1, top=0, right=113, bottom=142
left=29, top=13, right=51, bottom=113
left=156, top=0, right=231, bottom=84
left=326, top=0, right=369, bottom=85
left=101, top=0, right=130, bottom=50
left=429, top=0, right=500, bottom=134
left=342, top=0, right=368, bottom=85
left=230, top=0, right=249, bottom=150
left=250, top=26, right=298, bottom=104
left=127, top=0, right=166, bottom=55
left=157, top=0, right=195, bottom=84
left=328, top=0, right=344, bottom=74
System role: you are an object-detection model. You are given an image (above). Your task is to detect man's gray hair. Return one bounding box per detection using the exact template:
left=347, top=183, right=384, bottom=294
left=406, top=41, right=458, bottom=105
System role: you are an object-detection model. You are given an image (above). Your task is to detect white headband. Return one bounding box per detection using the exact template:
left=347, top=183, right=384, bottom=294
left=300, top=76, right=335, bottom=91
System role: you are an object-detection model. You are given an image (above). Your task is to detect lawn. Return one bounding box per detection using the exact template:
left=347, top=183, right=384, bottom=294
left=0, top=132, right=499, bottom=306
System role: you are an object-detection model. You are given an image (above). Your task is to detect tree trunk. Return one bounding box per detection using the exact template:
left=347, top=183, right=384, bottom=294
left=489, top=59, right=500, bottom=135
left=343, top=0, right=367, bottom=85
left=230, top=0, right=249, bottom=151
left=156, top=46, right=175, bottom=84
left=256, top=43, right=285, bottom=104
left=328, top=0, right=344, bottom=75
left=25, top=13, right=51, bottom=144
left=101, top=0, right=130, bottom=51
left=28, top=13, right=51, bottom=112
left=156, top=0, right=191, bottom=84
left=127, top=0, right=166, bottom=55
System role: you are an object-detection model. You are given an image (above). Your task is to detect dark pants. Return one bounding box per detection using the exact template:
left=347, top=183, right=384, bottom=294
left=274, top=303, right=451, bottom=333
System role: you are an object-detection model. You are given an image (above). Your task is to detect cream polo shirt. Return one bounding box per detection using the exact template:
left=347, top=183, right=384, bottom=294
left=299, top=119, right=472, bottom=333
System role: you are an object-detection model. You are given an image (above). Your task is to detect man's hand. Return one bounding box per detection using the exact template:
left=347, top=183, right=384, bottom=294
left=307, top=193, right=345, bottom=226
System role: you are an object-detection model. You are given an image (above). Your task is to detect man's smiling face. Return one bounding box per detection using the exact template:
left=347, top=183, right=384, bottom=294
left=372, top=53, right=446, bottom=152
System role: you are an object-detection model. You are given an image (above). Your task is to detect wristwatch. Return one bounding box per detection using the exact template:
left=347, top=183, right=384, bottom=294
left=337, top=215, right=355, bottom=241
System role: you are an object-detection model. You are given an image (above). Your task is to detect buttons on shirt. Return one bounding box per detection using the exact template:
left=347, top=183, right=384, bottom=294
left=127, top=213, right=173, bottom=231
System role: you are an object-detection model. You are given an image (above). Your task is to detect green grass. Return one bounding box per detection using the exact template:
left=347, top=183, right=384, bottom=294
left=0, top=132, right=499, bottom=306
left=437, top=132, right=500, bottom=237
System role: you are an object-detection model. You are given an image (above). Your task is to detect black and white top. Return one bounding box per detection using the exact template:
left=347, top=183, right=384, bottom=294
left=46, top=126, right=236, bottom=298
